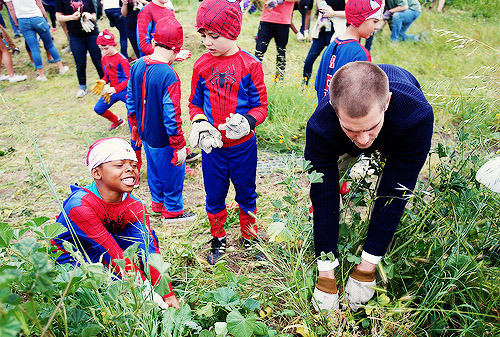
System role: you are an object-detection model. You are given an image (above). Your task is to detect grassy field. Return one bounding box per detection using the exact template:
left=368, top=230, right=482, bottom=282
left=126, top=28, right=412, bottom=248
left=0, top=0, right=499, bottom=336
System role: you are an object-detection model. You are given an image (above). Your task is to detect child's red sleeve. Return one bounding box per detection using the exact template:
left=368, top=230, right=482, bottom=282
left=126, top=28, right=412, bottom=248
left=113, top=57, right=131, bottom=93
left=188, top=62, right=206, bottom=120
left=137, top=9, right=154, bottom=56
left=247, top=62, right=268, bottom=126
left=163, top=77, right=186, bottom=149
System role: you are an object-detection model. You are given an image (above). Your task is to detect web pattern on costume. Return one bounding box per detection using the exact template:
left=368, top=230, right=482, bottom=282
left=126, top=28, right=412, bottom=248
left=208, top=64, right=237, bottom=118
left=198, top=0, right=240, bottom=34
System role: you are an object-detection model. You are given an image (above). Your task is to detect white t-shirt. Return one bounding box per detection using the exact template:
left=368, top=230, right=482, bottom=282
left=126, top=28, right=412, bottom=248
left=102, top=0, right=120, bottom=10
left=4, top=0, right=43, bottom=19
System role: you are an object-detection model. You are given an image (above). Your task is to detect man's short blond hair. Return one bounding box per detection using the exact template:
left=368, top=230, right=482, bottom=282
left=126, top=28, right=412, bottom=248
left=329, top=61, right=389, bottom=118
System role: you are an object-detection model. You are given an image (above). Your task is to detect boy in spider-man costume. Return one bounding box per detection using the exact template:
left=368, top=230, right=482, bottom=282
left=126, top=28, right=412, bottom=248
left=127, top=16, right=196, bottom=224
left=189, top=0, right=268, bottom=265
left=136, top=0, right=175, bottom=57
left=51, top=137, right=179, bottom=309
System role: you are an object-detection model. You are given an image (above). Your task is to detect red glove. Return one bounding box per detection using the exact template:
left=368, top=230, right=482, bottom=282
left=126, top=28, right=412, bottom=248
left=131, top=126, right=142, bottom=148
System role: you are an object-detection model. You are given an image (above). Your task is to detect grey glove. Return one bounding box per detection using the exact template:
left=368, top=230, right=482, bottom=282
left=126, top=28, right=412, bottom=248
left=312, top=277, right=339, bottom=312
left=218, top=113, right=254, bottom=140
left=344, top=266, right=376, bottom=312
left=189, top=118, right=223, bottom=154
left=266, top=0, right=283, bottom=8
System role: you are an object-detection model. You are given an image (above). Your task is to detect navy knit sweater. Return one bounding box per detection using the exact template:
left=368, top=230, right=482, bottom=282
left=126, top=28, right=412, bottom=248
left=305, top=64, right=434, bottom=258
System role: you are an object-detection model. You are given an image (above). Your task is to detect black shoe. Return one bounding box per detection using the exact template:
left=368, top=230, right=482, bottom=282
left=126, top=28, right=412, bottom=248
left=207, top=237, right=227, bottom=265
left=241, top=237, right=266, bottom=262
left=185, top=152, right=201, bottom=163
left=162, top=212, right=197, bottom=224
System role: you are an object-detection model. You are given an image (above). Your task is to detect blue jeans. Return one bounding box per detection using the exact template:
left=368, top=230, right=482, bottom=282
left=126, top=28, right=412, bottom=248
left=69, top=33, right=104, bottom=89
left=303, top=28, right=334, bottom=84
left=390, top=9, right=420, bottom=42
left=18, top=17, right=61, bottom=70
left=105, top=8, right=128, bottom=59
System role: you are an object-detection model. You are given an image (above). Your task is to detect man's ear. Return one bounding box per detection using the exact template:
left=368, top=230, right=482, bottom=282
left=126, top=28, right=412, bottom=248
left=91, top=167, right=102, bottom=180
left=385, top=92, right=392, bottom=111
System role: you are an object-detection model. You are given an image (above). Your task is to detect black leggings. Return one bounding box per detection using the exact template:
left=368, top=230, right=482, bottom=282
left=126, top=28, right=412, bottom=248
left=43, top=4, right=57, bottom=28
left=255, top=21, right=290, bottom=77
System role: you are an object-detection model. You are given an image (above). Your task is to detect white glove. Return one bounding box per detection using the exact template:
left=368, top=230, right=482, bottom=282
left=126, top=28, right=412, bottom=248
left=345, top=266, right=376, bottom=312
left=171, top=147, right=187, bottom=166
left=80, top=13, right=95, bottom=33
left=266, top=0, right=283, bottom=9
left=218, top=113, right=251, bottom=140
left=140, top=278, right=170, bottom=310
left=311, top=276, right=339, bottom=312
left=189, top=119, right=223, bottom=154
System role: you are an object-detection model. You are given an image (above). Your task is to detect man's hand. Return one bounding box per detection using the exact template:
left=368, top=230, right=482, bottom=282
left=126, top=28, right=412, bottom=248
left=131, top=126, right=142, bottom=147
left=345, top=265, right=376, bottom=312
left=189, top=118, right=223, bottom=154
left=312, top=277, right=339, bottom=312
left=91, top=79, right=105, bottom=95
left=171, top=147, right=187, bottom=166
left=218, top=113, right=253, bottom=140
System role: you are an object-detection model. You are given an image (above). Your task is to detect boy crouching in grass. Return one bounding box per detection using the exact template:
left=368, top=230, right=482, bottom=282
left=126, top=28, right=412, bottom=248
left=51, top=137, right=179, bottom=309
left=189, top=0, right=268, bottom=265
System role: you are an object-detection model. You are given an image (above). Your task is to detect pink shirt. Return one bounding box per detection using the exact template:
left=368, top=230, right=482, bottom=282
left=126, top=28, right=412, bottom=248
left=261, top=1, right=295, bottom=25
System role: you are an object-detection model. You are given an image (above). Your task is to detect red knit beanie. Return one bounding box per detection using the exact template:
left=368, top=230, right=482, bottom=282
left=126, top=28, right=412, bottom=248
left=96, top=29, right=117, bottom=46
left=152, top=16, right=184, bottom=53
left=345, top=0, right=383, bottom=27
left=196, top=0, right=242, bottom=40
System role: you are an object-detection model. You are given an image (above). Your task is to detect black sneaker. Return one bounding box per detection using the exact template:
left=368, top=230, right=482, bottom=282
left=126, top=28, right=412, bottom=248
left=207, top=237, right=226, bottom=265
left=241, top=237, right=266, bottom=262
left=162, top=212, right=197, bottom=224
left=185, top=152, right=201, bottom=163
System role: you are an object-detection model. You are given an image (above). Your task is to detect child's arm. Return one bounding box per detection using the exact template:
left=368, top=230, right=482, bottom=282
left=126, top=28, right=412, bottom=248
left=188, top=68, right=206, bottom=121
left=137, top=9, right=154, bottom=56
left=245, top=62, right=268, bottom=127
left=111, top=56, right=131, bottom=93
left=163, top=76, right=186, bottom=150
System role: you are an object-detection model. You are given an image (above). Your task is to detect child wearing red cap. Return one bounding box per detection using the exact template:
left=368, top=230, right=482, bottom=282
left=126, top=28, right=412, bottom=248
left=52, top=137, right=180, bottom=309
left=189, top=0, right=268, bottom=265
left=136, top=0, right=175, bottom=56
left=126, top=16, right=196, bottom=224
left=315, top=0, right=383, bottom=101
left=90, top=29, right=128, bottom=131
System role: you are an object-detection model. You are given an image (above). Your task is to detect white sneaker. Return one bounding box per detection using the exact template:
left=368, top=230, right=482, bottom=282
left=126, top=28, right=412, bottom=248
left=36, top=76, right=48, bottom=81
left=59, top=66, right=69, bottom=74
left=0, top=74, right=9, bottom=81
left=8, top=74, right=27, bottom=83
left=61, top=46, right=71, bottom=53
left=75, top=89, right=87, bottom=98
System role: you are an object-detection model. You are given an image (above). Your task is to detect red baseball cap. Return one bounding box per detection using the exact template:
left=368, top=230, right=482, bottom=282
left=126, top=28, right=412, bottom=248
left=196, top=0, right=242, bottom=40
left=152, top=16, right=184, bottom=53
left=346, top=0, right=383, bottom=27
left=96, top=29, right=117, bottom=46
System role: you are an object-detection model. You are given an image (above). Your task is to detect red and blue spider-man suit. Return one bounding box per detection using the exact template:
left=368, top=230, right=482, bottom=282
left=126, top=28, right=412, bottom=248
left=51, top=183, right=173, bottom=295
left=188, top=48, right=268, bottom=239
left=136, top=2, right=174, bottom=56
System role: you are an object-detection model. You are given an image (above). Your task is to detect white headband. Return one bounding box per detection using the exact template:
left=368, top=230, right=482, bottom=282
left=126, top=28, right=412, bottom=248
left=86, top=137, right=137, bottom=172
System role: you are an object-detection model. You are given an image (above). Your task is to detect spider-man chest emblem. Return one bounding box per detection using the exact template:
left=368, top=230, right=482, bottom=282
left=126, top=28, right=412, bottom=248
left=103, top=215, right=126, bottom=232
left=208, top=65, right=236, bottom=89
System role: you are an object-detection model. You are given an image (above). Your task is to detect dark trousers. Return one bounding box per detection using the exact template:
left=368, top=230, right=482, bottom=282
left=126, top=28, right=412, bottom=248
left=69, top=33, right=104, bottom=88
left=255, top=21, right=290, bottom=77
left=105, top=8, right=128, bottom=59
left=127, top=27, right=140, bottom=58
left=43, top=4, right=57, bottom=28
left=302, top=28, right=334, bottom=84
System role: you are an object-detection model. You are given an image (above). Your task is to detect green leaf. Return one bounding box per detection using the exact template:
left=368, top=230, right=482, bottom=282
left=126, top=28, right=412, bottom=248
left=196, top=303, right=214, bottom=318
left=253, top=321, right=269, bottom=336
left=148, top=253, right=171, bottom=275
left=346, top=254, right=361, bottom=264
left=12, top=237, right=42, bottom=257
left=437, top=143, right=447, bottom=158
left=0, top=312, right=22, bottom=337
left=81, top=325, right=103, bottom=337
left=298, top=159, right=313, bottom=172
left=267, top=222, right=292, bottom=243
left=43, top=222, right=67, bottom=239
left=214, top=287, right=239, bottom=307
left=24, top=216, right=50, bottom=227
left=279, top=309, right=295, bottom=317
left=214, top=322, right=228, bottom=337
left=227, top=311, right=256, bottom=337
left=242, top=298, right=261, bottom=312
left=0, top=223, right=13, bottom=247
left=271, top=199, right=283, bottom=209
left=307, top=171, right=323, bottom=183
left=199, top=330, right=213, bottom=337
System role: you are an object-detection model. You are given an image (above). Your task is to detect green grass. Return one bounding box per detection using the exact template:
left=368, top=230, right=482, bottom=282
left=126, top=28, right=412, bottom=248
left=0, top=1, right=499, bottom=336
